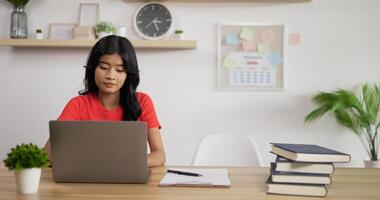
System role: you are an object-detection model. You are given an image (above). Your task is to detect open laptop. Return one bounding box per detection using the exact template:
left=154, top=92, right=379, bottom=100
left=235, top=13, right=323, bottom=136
left=49, top=120, right=149, bottom=183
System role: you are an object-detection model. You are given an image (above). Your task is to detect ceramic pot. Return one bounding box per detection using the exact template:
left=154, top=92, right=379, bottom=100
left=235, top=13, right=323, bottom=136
left=364, top=160, right=380, bottom=168
left=98, top=32, right=113, bottom=39
left=15, top=168, right=41, bottom=193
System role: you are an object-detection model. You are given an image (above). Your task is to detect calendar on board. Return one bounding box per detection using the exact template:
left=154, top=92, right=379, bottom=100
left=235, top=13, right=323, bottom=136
left=217, top=23, right=285, bottom=91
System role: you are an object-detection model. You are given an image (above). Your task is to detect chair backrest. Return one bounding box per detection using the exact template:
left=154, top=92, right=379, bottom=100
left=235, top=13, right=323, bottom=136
left=191, top=133, right=263, bottom=167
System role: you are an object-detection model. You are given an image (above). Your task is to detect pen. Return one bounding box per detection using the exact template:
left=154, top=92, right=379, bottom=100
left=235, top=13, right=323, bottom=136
left=167, top=169, right=203, bottom=177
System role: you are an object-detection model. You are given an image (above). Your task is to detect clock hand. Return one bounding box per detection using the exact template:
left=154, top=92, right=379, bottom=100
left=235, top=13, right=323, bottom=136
left=153, top=21, right=159, bottom=31
left=144, top=21, right=153, bottom=29
left=144, top=17, right=158, bottom=29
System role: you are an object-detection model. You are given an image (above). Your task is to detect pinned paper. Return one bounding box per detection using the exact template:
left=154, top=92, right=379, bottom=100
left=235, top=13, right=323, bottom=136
left=222, top=55, right=236, bottom=70
left=239, top=27, right=255, bottom=41
left=288, top=33, right=301, bottom=45
left=242, top=41, right=256, bottom=51
left=268, top=52, right=283, bottom=66
left=257, top=43, right=271, bottom=56
left=260, top=30, right=274, bottom=43
left=224, top=33, right=240, bottom=45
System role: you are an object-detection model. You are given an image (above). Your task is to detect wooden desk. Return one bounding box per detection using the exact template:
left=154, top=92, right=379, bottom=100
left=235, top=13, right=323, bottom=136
left=0, top=166, right=379, bottom=200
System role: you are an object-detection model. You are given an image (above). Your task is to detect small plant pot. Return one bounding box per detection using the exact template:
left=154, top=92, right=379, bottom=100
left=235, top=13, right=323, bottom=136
left=15, top=168, right=41, bottom=194
left=364, top=160, right=380, bottom=168
left=36, top=33, right=43, bottom=40
left=174, top=34, right=183, bottom=40
left=98, top=32, right=113, bottom=39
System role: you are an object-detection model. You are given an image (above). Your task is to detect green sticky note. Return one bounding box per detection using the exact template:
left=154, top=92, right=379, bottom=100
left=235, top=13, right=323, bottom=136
left=222, top=56, right=236, bottom=70
left=257, top=43, right=271, bottom=56
left=239, top=27, right=255, bottom=41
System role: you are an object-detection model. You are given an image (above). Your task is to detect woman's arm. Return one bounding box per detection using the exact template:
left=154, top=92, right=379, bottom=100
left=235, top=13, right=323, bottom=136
left=44, top=138, right=52, bottom=161
left=147, top=128, right=166, bottom=167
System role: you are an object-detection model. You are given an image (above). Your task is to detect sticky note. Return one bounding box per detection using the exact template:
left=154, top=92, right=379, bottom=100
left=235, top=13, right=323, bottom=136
left=241, top=41, right=256, bottom=51
left=260, top=30, right=274, bottom=43
left=268, top=52, right=282, bottom=66
left=257, top=43, right=271, bottom=56
left=239, top=27, right=255, bottom=41
left=288, top=33, right=301, bottom=45
left=224, top=33, right=240, bottom=45
left=222, top=55, right=236, bottom=70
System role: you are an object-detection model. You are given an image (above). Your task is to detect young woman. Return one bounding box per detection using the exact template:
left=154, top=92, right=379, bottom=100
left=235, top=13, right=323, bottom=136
left=44, top=35, right=165, bottom=167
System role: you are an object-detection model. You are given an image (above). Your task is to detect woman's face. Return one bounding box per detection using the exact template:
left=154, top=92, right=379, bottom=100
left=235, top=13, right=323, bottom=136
left=95, top=53, right=127, bottom=95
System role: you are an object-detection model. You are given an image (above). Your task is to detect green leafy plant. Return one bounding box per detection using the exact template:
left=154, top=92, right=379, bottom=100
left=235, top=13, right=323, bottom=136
left=36, top=29, right=42, bottom=33
left=3, top=143, right=50, bottom=170
left=95, top=21, right=116, bottom=34
left=305, top=83, right=380, bottom=161
left=175, top=30, right=183, bottom=34
left=6, top=0, right=29, bottom=7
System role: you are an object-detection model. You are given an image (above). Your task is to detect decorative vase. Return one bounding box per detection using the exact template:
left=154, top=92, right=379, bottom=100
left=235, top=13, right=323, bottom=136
left=10, top=6, right=28, bottom=39
left=15, top=168, right=41, bottom=194
left=364, top=160, right=380, bottom=168
left=174, top=33, right=183, bottom=40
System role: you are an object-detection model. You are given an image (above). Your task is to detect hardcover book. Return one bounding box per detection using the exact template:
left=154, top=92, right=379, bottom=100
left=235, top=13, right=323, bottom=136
left=273, top=156, right=334, bottom=174
left=270, top=168, right=332, bottom=184
left=266, top=177, right=328, bottom=197
left=271, top=143, right=351, bottom=163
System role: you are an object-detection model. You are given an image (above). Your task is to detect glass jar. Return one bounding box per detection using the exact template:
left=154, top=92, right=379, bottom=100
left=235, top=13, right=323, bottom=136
left=10, top=6, right=28, bottom=39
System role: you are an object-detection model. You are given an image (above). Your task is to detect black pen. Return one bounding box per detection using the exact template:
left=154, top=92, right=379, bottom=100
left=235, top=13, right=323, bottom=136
left=167, top=169, right=203, bottom=177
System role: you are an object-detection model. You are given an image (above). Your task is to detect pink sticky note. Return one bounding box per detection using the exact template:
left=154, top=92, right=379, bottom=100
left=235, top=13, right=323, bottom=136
left=242, top=41, right=256, bottom=51
left=260, top=30, right=274, bottom=43
left=288, top=33, right=301, bottom=45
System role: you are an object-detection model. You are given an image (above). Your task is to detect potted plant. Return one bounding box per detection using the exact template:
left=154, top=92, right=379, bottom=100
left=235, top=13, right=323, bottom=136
left=3, top=143, right=50, bottom=193
left=174, top=29, right=184, bottom=40
left=35, top=29, right=43, bottom=39
left=305, top=83, right=380, bottom=168
left=95, top=21, right=116, bottom=39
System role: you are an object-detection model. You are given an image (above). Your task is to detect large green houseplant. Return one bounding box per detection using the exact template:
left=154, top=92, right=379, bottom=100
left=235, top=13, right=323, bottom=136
left=3, top=143, right=50, bottom=193
left=305, top=83, right=380, bottom=167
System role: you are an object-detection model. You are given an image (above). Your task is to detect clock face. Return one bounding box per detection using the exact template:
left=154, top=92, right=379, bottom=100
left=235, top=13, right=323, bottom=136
left=134, top=3, right=173, bottom=40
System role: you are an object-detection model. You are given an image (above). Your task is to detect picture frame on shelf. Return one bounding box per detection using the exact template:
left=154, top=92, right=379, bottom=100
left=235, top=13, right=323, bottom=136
left=48, top=23, right=76, bottom=39
left=217, top=23, right=286, bottom=91
left=78, top=3, right=99, bottom=27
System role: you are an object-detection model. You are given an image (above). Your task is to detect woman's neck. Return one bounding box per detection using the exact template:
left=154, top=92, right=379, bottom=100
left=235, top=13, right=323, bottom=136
left=97, top=92, right=120, bottom=109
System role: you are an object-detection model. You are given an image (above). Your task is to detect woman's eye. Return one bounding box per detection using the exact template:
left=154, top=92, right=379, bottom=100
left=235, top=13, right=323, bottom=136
left=116, top=68, right=125, bottom=73
left=99, top=65, right=108, bottom=70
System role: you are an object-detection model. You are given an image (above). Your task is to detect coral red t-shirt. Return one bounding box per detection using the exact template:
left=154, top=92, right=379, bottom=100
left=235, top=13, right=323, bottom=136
left=58, top=92, right=161, bottom=129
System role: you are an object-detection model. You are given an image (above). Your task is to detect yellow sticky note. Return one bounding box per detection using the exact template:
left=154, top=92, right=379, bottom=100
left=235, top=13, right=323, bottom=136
left=222, top=56, right=236, bottom=70
left=239, top=27, right=255, bottom=41
left=257, top=43, right=271, bottom=56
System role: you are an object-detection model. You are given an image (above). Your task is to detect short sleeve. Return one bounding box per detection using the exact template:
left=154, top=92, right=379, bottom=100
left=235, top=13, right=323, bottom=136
left=138, top=93, right=161, bottom=129
left=58, top=97, right=81, bottom=120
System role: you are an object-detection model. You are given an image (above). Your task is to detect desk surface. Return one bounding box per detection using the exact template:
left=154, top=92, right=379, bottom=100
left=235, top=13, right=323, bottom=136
left=0, top=165, right=379, bottom=200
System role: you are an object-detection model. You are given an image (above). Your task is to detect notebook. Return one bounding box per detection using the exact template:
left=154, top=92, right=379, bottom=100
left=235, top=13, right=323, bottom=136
left=159, top=168, right=231, bottom=188
left=271, top=143, right=351, bottom=163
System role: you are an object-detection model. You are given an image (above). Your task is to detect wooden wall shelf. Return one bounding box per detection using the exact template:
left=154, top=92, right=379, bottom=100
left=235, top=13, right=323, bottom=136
left=123, top=0, right=311, bottom=2
left=0, top=39, right=197, bottom=50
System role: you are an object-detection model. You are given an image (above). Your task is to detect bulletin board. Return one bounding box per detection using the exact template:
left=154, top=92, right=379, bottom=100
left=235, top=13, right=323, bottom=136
left=217, top=23, right=285, bottom=91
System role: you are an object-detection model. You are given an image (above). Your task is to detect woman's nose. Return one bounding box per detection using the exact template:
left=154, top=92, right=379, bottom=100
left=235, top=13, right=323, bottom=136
left=105, top=70, right=116, bottom=80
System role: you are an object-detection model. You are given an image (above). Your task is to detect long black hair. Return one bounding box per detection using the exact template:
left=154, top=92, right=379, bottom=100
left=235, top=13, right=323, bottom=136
left=80, top=35, right=141, bottom=121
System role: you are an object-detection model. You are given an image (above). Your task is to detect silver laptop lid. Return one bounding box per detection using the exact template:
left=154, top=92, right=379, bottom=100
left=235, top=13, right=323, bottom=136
left=49, top=120, right=149, bottom=183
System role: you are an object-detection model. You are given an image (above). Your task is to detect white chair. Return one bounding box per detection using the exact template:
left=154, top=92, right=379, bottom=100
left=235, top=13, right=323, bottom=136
left=191, top=133, right=264, bottom=167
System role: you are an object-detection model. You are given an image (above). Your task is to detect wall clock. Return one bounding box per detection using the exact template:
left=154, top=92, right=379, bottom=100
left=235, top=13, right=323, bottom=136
left=133, top=2, right=173, bottom=40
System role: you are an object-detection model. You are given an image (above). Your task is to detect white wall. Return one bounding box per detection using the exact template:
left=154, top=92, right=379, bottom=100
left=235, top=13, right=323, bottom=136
left=0, top=0, right=379, bottom=167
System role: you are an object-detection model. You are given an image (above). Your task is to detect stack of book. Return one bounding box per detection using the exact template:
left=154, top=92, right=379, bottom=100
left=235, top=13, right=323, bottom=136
left=266, top=143, right=351, bottom=197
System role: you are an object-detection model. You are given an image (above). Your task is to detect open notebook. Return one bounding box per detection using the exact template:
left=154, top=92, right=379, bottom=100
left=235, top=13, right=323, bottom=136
left=159, top=168, right=231, bottom=188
